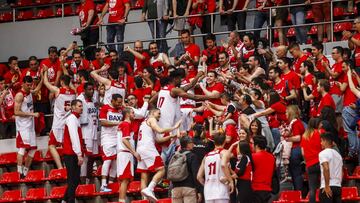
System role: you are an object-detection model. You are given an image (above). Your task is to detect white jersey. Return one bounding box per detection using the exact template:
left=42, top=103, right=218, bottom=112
left=52, top=87, right=76, bottom=130
left=15, top=91, right=35, bottom=133
left=103, top=80, right=126, bottom=105
left=77, top=93, right=98, bottom=140
left=156, top=85, right=179, bottom=128
left=179, top=79, right=196, bottom=107
left=204, top=149, right=230, bottom=201
left=117, top=121, right=134, bottom=152
left=99, top=104, right=123, bottom=143
left=137, top=119, right=156, bottom=150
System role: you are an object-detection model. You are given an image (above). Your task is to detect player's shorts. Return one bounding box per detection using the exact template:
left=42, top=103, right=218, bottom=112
left=180, top=107, right=194, bottom=132
left=117, top=151, right=134, bottom=180
left=101, top=143, right=117, bottom=160
left=16, top=130, right=37, bottom=150
left=136, top=146, right=164, bottom=173
left=48, top=129, right=64, bottom=146
left=84, top=138, right=99, bottom=155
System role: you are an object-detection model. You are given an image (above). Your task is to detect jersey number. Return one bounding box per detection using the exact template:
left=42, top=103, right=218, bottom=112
left=138, top=130, right=142, bottom=141
left=208, top=162, right=216, bottom=175
left=157, top=97, right=165, bottom=108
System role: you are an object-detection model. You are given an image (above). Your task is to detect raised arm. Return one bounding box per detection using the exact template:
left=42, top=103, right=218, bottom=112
left=43, top=68, right=60, bottom=95
left=181, top=71, right=204, bottom=92
left=90, top=65, right=111, bottom=86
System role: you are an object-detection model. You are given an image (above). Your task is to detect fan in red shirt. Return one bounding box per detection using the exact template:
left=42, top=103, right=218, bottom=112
left=0, top=64, right=8, bottom=77
left=311, top=41, right=329, bottom=74
left=201, top=34, right=225, bottom=71
left=78, top=0, right=99, bottom=60
left=268, top=66, right=297, bottom=103
left=0, top=76, right=16, bottom=139
left=174, top=30, right=200, bottom=78
left=316, top=79, right=335, bottom=116
left=21, top=56, right=41, bottom=81
left=240, top=33, right=255, bottom=62
left=219, top=0, right=249, bottom=31
left=98, top=0, right=130, bottom=54
left=125, top=41, right=150, bottom=75
left=132, top=76, right=152, bottom=107
left=199, top=71, right=224, bottom=118
left=65, top=50, right=91, bottom=75
left=148, top=42, right=171, bottom=77
left=288, top=42, right=309, bottom=74
left=344, top=18, right=360, bottom=68
left=278, top=57, right=301, bottom=89
left=40, top=46, right=62, bottom=86
left=3, top=56, right=21, bottom=88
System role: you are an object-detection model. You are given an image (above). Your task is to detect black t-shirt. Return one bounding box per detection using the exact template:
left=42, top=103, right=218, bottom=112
left=192, top=136, right=214, bottom=163
left=242, top=106, right=256, bottom=115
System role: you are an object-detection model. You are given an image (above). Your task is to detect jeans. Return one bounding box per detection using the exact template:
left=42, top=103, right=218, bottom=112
left=106, top=24, right=125, bottom=55
left=307, top=164, right=321, bottom=203
left=254, top=11, right=269, bottom=40
left=271, top=128, right=281, bottom=148
left=227, top=12, right=246, bottom=32
left=290, top=10, right=307, bottom=44
left=82, top=28, right=99, bottom=61
left=148, top=19, right=169, bottom=53
left=319, top=186, right=341, bottom=203
left=342, top=106, right=360, bottom=162
left=289, top=146, right=303, bottom=190
left=63, top=155, right=80, bottom=203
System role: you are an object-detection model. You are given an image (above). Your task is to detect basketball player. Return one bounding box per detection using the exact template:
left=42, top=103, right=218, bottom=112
left=116, top=107, right=140, bottom=203
left=43, top=69, right=76, bottom=169
left=197, top=132, right=234, bottom=203
left=99, top=94, right=123, bottom=192
left=90, top=64, right=126, bottom=105
left=14, top=76, right=39, bottom=178
left=77, top=82, right=98, bottom=183
left=137, top=108, right=182, bottom=202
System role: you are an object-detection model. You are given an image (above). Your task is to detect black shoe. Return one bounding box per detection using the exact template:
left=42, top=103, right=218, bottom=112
left=20, top=173, right=25, bottom=179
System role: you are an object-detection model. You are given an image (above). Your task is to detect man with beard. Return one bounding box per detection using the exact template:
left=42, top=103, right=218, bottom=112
left=65, top=50, right=91, bottom=76
left=124, top=40, right=150, bottom=75
left=201, top=33, right=225, bottom=71
left=149, top=42, right=171, bottom=77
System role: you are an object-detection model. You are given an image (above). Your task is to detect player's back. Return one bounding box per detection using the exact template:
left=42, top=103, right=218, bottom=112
left=157, top=85, right=178, bottom=127
left=53, top=87, right=76, bottom=129
left=203, top=149, right=229, bottom=201
left=137, top=119, right=156, bottom=149
left=104, top=80, right=125, bottom=105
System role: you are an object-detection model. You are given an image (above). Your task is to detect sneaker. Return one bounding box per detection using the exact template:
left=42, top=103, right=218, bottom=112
left=141, top=187, right=158, bottom=202
left=100, top=185, right=112, bottom=193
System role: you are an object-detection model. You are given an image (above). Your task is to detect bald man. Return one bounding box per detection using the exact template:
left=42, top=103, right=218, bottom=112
left=276, top=45, right=287, bottom=59
left=125, top=40, right=150, bottom=75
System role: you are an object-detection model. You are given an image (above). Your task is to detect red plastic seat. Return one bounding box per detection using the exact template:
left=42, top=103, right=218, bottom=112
left=127, top=181, right=141, bottom=194
left=16, top=0, right=33, bottom=6
left=278, top=190, right=302, bottom=202
left=47, top=186, right=67, bottom=200
left=56, top=6, right=73, bottom=16
left=95, top=182, right=119, bottom=196
left=0, top=190, right=23, bottom=202
left=34, top=0, right=53, bottom=5
left=35, top=8, right=54, bottom=19
left=342, top=187, right=360, bottom=201
left=306, top=10, right=313, bottom=20
left=16, top=10, right=34, bottom=20
left=76, top=184, right=96, bottom=197
left=307, top=25, right=318, bottom=35
left=286, top=27, right=296, bottom=37
left=0, top=172, right=21, bottom=185
left=333, top=7, right=344, bottom=17
left=93, top=165, right=102, bottom=177
left=25, top=188, right=47, bottom=201
left=46, top=168, right=67, bottom=182
left=157, top=198, right=172, bottom=203
left=0, top=12, right=13, bottom=22
left=22, top=170, right=45, bottom=183
left=131, top=200, right=149, bottom=203
left=334, top=22, right=352, bottom=33
left=31, top=150, right=43, bottom=163
left=96, top=4, right=105, bottom=12
left=0, top=152, right=17, bottom=166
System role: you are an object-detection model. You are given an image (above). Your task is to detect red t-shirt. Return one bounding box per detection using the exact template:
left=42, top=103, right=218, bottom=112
left=206, top=0, right=216, bottom=12
left=133, top=52, right=150, bottom=75
left=273, top=79, right=293, bottom=98
left=40, top=58, right=61, bottom=83
left=107, top=0, right=130, bottom=23
left=290, top=119, right=305, bottom=148
left=353, top=33, right=360, bottom=67
left=300, top=129, right=321, bottom=168
left=3, top=70, right=20, bottom=85
left=303, top=73, right=314, bottom=89
left=185, top=43, right=200, bottom=76
left=270, top=101, right=287, bottom=124
left=340, top=74, right=358, bottom=107
left=281, top=70, right=301, bottom=89
left=21, top=68, right=41, bottom=81
left=317, top=93, right=335, bottom=116
left=79, top=0, right=99, bottom=27
left=133, top=87, right=152, bottom=107
left=66, top=59, right=91, bottom=74
left=252, top=150, right=275, bottom=191
left=206, top=82, right=225, bottom=105
left=118, top=121, right=131, bottom=138
left=293, top=54, right=309, bottom=74
left=202, top=46, right=224, bottom=71
left=329, top=62, right=343, bottom=96
left=0, top=89, right=15, bottom=122
left=315, top=55, right=329, bottom=73
left=0, top=64, right=9, bottom=76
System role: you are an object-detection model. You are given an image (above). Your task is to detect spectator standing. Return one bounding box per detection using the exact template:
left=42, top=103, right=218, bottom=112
left=172, top=0, right=192, bottom=34
left=251, top=135, right=275, bottom=203
left=253, top=0, right=272, bottom=40
left=0, top=76, right=16, bottom=139
left=14, top=76, right=39, bottom=179
left=4, top=56, right=21, bottom=88
left=308, top=0, right=331, bottom=42
left=343, top=17, right=360, bottom=69
left=62, top=99, right=85, bottom=203
left=98, top=0, right=131, bottom=56
left=171, top=136, right=201, bottom=203
left=289, top=0, right=307, bottom=44
left=219, top=0, right=250, bottom=32
left=142, top=0, right=170, bottom=53
left=300, top=118, right=322, bottom=203
left=124, top=41, right=150, bottom=75
left=78, top=0, right=99, bottom=61
left=273, top=0, right=288, bottom=45
left=318, top=132, right=343, bottom=203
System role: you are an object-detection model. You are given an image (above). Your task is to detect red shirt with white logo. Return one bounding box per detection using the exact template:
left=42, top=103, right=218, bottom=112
left=107, top=0, right=130, bottom=23
left=185, top=43, right=201, bottom=77
left=317, top=93, right=335, bottom=116
left=79, top=0, right=99, bottom=28
left=293, top=54, right=309, bottom=74
left=329, top=62, right=343, bottom=96
left=315, top=55, right=329, bottom=73
left=281, top=70, right=301, bottom=89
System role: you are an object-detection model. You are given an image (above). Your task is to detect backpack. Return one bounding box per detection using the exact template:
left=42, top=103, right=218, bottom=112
left=167, top=151, right=191, bottom=182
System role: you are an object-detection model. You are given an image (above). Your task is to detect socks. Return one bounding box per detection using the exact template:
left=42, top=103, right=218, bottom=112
left=148, top=181, right=157, bottom=191
left=101, top=178, right=107, bottom=187
left=23, top=167, right=29, bottom=176
left=118, top=199, right=125, bottom=203
left=17, top=165, right=23, bottom=174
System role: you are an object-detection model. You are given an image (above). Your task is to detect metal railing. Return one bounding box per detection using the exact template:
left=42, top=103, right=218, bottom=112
left=85, top=0, right=353, bottom=51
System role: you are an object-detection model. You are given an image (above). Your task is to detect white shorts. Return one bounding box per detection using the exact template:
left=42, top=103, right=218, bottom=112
left=136, top=146, right=163, bottom=173
left=180, top=108, right=194, bottom=132
left=48, top=128, right=64, bottom=146
left=16, top=130, right=36, bottom=149
left=116, top=151, right=134, bottom=179
left=101, top=142, right=117, bottom=160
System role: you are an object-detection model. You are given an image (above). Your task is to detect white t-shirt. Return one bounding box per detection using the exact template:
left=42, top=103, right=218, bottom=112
left=319, top=148, right=343, bottom=189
